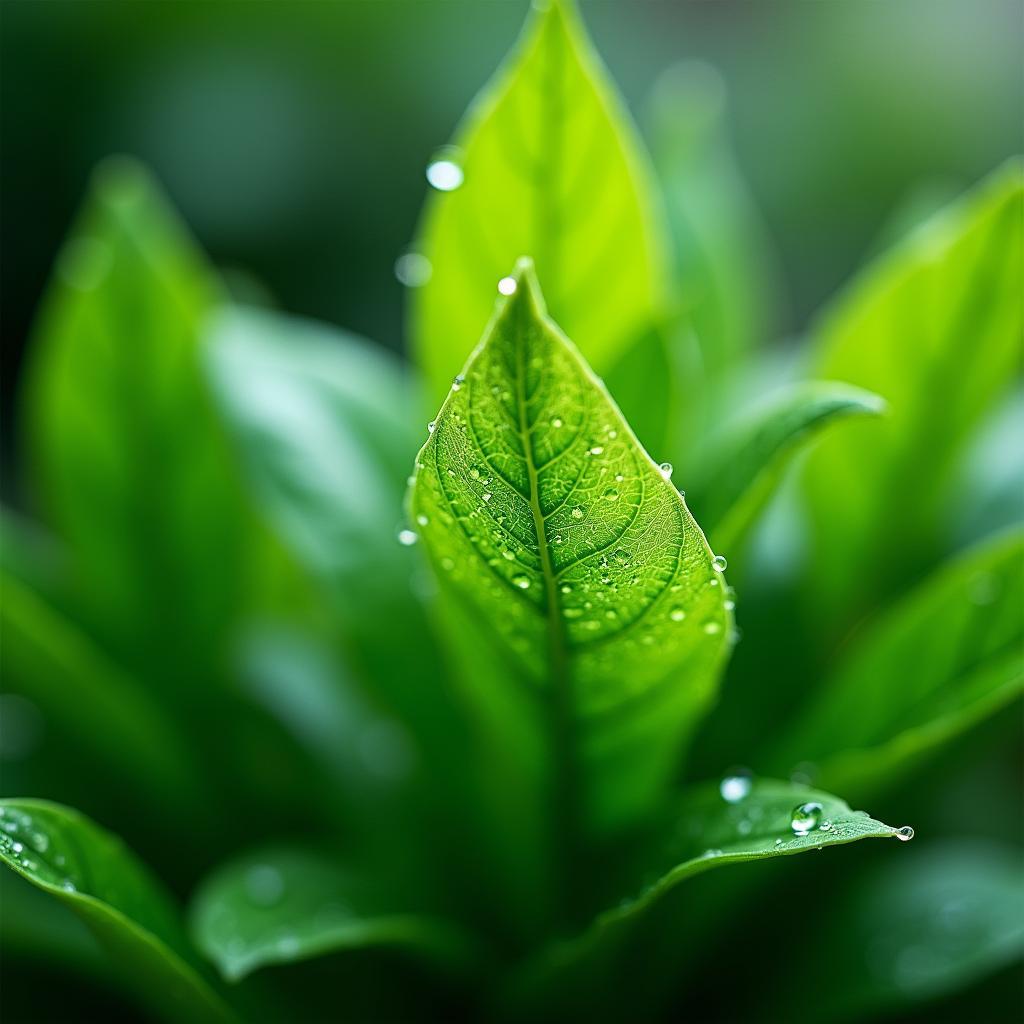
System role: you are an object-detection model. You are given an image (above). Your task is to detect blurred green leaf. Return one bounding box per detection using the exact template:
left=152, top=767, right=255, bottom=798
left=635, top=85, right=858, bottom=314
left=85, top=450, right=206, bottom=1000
left=804, top=161, right=1024, bottom=626
left=189, top=846, right=475, bottom=983
left=409, top=261, right=732, bottom=850
left=689, top=381, right=885, bottom=558
left=0, top=567, right=199, bottom=810
left=20, top=158, right=250, bottom=683
left=0, top=800, right=235, bottom=1024
left=770, top=841, right=1024, bottom=1021
left=413, top=0, right=669, bottom=403
left=645, top=61, right=780, bottom=383
left=770, top=530, right=1024, bottom=793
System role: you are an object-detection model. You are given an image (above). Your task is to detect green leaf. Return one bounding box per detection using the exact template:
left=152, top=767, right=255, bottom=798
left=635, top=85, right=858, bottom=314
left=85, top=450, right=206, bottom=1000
left=645, top=61, right=780, bottom=379
left=409, top=259, right=732, bottom=842
left=688, top=381, right=885, bottom=556
left=20, top=157, right=249, bottom=680
left=769, top=530, right=1024, bottom=794
left=189, top=846, right=475, bottom=983
left=0, top=800, right=235, bottom=1024
left=516, top=779, right=905, bottom=994
left=803, top=161, right=1024, bottom=625
left=203, top=305, right=418, bottom=609
left=0, top=569, right=199, bottom=809
left=412, top=0, right=669, bottom=403
left=770, top=841, right=1024, bottom=1020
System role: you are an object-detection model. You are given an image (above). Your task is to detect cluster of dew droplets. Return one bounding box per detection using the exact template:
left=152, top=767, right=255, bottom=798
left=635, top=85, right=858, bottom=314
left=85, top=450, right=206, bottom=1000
left=0, top=807, right=73, bottom=890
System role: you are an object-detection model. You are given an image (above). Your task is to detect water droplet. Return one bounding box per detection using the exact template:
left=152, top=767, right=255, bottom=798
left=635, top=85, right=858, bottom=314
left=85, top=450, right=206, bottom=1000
left=724, top=599, right=736, bottom=611
left=397, top=529, right=418, bottom=546
left=416, top=514, right=429, bottom=527
left=451, top=374, right=465, bottom=391
left=669, top=607, right=686, bottom=622
left=498, top=276, right=517, bottom=296
left=551, top=417, right=563, bottom=428
left=658, top=462, right=673, bottom=479
left=712, top=554, right=728, bottom=572
left=703, top=621, right=721, bottom=635
left=571, top=506, right=584, bottom=519
left=501, top=549, right=516, bottom=561
left=61, top=880, right=76, bottom=893
left=612, top=549, right=631, bottom=565
left=425, top=149, right=464, bottom=191
left=819, top=820, right=833, bottom=832
left=589, top=445, right=604, bottom=456
left=719, top=772, right=752, bottom=803
left=602, top=488, right=619, bottom=501
left=482, top=492, right=492, bottom=502
left=394, top=251, right=433, bottom=287
left=895, top=826, right=915, bottom=842
left=563, top=607, right=583, bottom=619
left=245, top=865, right=285, bottom=907
left=512, top=574, right=531, bottom=590
left=774, top=838, right=784, bottom=848
left=427, top=420, right=436, bottom=433
left=790, top=801, right=823, bottom=836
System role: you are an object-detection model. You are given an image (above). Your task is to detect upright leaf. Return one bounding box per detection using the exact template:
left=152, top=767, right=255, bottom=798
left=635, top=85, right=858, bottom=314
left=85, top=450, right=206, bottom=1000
left=20, top=158, right=248, bottom=680
left=409, top=260, right=731, bottom=844
left=0, top=800, right=235, bottom=1024
left=769, top=530, right=1024, bottom=794
left=412, top=0, right=669, bottom=402
left=190, top=846, right=474, bottom=982
left=688, top=381, right=885, bottom=557
left=803, top=161, right=1024, bottom=625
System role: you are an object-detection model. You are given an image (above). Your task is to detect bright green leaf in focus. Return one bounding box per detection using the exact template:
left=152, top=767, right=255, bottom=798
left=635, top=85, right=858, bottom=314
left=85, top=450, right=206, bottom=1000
left=20, top=158, right=249, bottom=682
left=769, top=530, right=1024, bottom=795
left=409, top=260, right=732, bottom=844
left=772, top=841, right=1024, bottom=1021
left=412, top=0, right=669, bottom=403
left=0, top=800, right=235, bottom=1024
left=803, top=161, right=1024, bottom=627
left=688, top=381, right=886, bottom=557
left=189, top=846, right=475, bottom=983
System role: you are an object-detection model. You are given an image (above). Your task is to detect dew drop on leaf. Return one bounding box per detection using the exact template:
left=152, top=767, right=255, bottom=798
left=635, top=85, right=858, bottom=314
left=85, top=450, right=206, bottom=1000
left=425, top=149, right=464, bottom=191
left=397, top=529, right=418, bottom=546
left=658, top=462, right=673, bottom=479
left=719, top=772, right=752, bottom=803
left=512, top=574, right=531, bottom=589
left=895, top=825, right=915, bottom=842
left=669, top=607, right=686, bottom=622
left=712, top=554, right=728, bottom=572
left=394, top=251, right=433, bottom=287
left=497, top=276, right=517, bottom=295
left=790, top=801, right=824, bottom=835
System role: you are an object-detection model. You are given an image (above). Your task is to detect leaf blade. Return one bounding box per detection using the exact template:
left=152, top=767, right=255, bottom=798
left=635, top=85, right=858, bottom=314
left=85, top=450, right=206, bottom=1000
left=0, top=800, right=234, bottom=1024
left=410, top=260, right=731, bottom=839
left=189, top=846, right=475, bottom=983
left=413, top=0, right=669, bottom=401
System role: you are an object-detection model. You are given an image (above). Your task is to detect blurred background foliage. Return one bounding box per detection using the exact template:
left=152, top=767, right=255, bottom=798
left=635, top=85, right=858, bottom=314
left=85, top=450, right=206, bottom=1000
left=1, top=1, right=1022, bottom=1022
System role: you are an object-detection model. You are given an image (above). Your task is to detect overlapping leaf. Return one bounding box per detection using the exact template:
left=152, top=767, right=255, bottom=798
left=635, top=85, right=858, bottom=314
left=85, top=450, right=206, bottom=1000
left=190, top=846, right=474, bottom=982
left=770, top=530, right=1024, bottom=794
left=0, top=801, right=235, bottom=1024
left=409, top=260, right=731, bottom=839
left=412, top=0, right=669, bottom=403
left=803, top=161, right=1024, bottom=625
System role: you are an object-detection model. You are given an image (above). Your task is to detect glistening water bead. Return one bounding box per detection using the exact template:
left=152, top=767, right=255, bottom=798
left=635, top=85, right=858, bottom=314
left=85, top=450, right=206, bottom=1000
left=425, top=150, right=464, bottom=191
left=719, top=773, right=752, bottom=803
left=895, top=826, right=915, bottom=842
left=790, top=801, right=823, bottom=835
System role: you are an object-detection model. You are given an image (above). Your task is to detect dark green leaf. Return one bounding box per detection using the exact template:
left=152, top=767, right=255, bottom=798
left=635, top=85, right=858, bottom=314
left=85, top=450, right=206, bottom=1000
left=409, top=260, right=732, bottom=841
left=803, top=161, right=1024, bottom=625
left=689, top=381, right=885, bottom=556
left=0, top=800, right=235, bottom=1024
left=413, top=0, right=669, bottom=401
left=769, top=530, right=1024, bottom=794
left=190, top=846, right=475, bottom=982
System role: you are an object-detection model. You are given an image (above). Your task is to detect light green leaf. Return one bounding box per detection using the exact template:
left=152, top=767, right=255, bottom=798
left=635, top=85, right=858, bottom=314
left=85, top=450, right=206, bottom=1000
left=203, top=305, right=418, bottom=608
left=412, top=0, right=669, bottom=402
left=0, top=800, right=235, bottom=1024
left=0, top=570, right=199, bottom=809
left=769, top=530, right=1024, bottom=794
left=409, top=259, right=731, bottom=841
left=20, top=157, right=249, bottom=680
left=189, top=846, right=475, bottom=983
left=516, top=779, right=905, bottom=995
left=645, top=61, right=780, bottom=379
left=689, top=381, right=885, bottom=556
left=770, top=841, right=1024, bottom=1020
left=803, top=160, right=1024, bottom=625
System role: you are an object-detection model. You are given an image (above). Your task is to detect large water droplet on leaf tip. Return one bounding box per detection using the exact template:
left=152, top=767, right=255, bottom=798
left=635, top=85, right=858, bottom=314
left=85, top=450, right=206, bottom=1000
left=790, top=801, right=823, bottom=835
